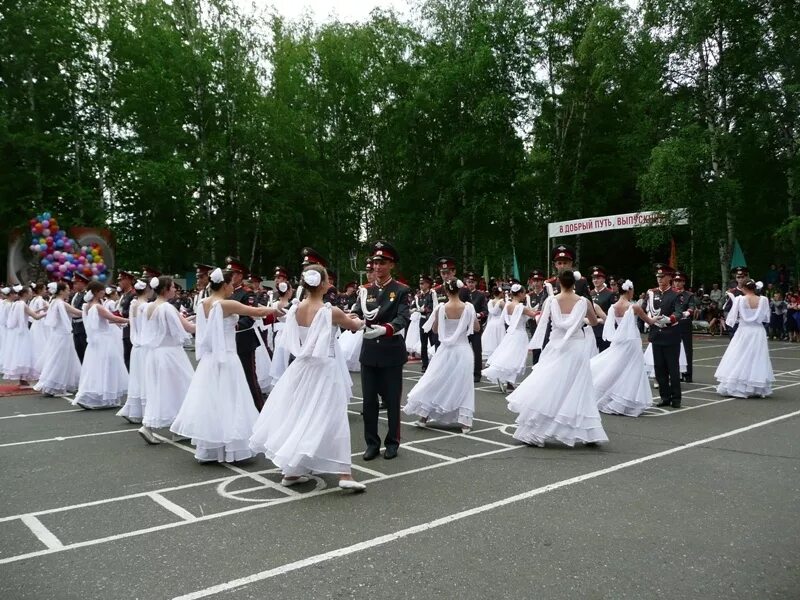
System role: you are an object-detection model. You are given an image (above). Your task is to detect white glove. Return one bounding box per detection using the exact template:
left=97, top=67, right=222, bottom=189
left=363, top=325, right=387, bottom=339
left=410, top=308, right=419, bottom=314
left=682, top=311, right=691, bottom=318
left=544, top=281, right=554, bottom=297
left=655, top=315, right=671, bottom=327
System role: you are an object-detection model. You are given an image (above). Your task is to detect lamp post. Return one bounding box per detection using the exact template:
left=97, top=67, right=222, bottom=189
left=349, top=248, right=365, bottom=285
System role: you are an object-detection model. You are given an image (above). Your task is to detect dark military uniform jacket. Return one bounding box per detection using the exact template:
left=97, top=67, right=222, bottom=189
left=546, top=275, right=592, bottom=300
left=70, top=291, right=86, bottom=334
left=118, top=290, right=135, bottom=339
left=646, top=286, right=683, bottom=346
left=415, top=289, right=436, bottom=324
left=231, top=285, right=259, bottom=354
left=352, top=278, right=411, bottom=367
left=468, top=289, right=489, bottom=328
left=675, top=289, right=697, bottom=323
left=590, top=285, right=615, bottom=338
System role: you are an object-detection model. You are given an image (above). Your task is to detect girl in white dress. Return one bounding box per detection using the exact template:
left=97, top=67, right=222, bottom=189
left=137, top=276, right=197, bottom=444
left=34, top=282, right=83, bottom=396
left=117, top=280, right=151, bottom=423
left=482, top=283, right=538, bottom=392
left=481, top=286, right=506, bottom=359
left=73, top=282, right=129, bottom=409
left=0, top=287, right=11, bottom=374
left=590, top=279, right=662, bottom=416
left=405, top=289, right=424, bottom=358
left=28, top=283, right=50, bottom=371
left=715, top=280, right=774, bottom=397
left=2, top=285, right=46, bottom=384
left=250, top=265, right=366, bottom=491
left=171, top=268, right=281, bottom=463
left=403, top=279, right=478, bottom=433
left=508, top=271, right=609, bottom=447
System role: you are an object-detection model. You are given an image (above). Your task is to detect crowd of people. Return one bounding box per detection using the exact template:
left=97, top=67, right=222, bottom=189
left=0, top=241, right=780, bottom=493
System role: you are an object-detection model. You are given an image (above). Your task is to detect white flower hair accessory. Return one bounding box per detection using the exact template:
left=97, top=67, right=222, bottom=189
left=105, top=287, right=114, bottom=295
left=621, top=279, right=634, bottom=291
left=210, top=267, right=224, bottom=284
left=30, top=282, right=38, bottom=289
left=456, top=279, right=464, bottom=288
left=755, top=281, right=764, bottom=291
left=277, top=281, right=288, bottom=293
left=303, top=269, right=322, bottom=287
left=84, top=290, right=94, bottom=302
left=510, top=283, right=523, bottom=293
left=47, top=282, right=58, bottom=294
left=573, top=270, right=582, bottom=280
left=12, top=284, right=23, bottom=293
left=134, top=280, right=147, bottom=291
left=1, top=287, right=10, bottom=295
left=149, top=277, right=160, bottom=289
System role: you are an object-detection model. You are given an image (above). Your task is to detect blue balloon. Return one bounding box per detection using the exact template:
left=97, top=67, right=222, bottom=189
left=43, top=212, right=51, bottom=220
left=40, top=258, right=48, bottom=266
left=98, top=274, right=107, bottom=282
left=56, top=239, right=64, bottom=248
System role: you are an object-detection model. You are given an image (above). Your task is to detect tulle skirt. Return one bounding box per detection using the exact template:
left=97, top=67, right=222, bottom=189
left=33, top=330, right=81, bottom=395
left=170, top=351, right=259, bottom=462
left=591, top=338, right=652, bottom=417
left=117, top=345, right=149, bottom=421
left=1, top=325, right=39, bottom=381
left=269, top=330, right=292, bottom=385
left=482, top=315, right=506, bottom=359
left=405, top=312, right=422, bottom=355
left=73, top=332, right=128, bottom=407
left=255, top=344, right=273, bottom=392
left=337, top=329, right=363, bottom=372
left=715, top=322, right=774, bottom=397
left=143, top=345, right=194, bottom=428
left=250, top=354, right=353, bottom=476
left=403, top=341, right=474, bottom=426
left=508, top=335, right=608, bottom=447
left=482, top=329, right=528, bottom=384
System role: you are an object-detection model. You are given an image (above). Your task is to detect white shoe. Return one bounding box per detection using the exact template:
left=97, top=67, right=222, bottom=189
left=280, top=476, right=310, bottom=487
left=138, top=426, right=161, bottom=445
left=338, top=479, right=366, bottom=492
left=461, top=427, right=472, bottom=434
left=413, top=420, right=427, bottom=428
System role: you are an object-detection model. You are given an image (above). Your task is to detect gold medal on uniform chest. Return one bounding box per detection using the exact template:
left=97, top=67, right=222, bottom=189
left=389, top=292, right=395, bottom=302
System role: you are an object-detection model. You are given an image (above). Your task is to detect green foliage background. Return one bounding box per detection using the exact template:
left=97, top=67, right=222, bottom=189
left=1, top=0, right=797, bottom=287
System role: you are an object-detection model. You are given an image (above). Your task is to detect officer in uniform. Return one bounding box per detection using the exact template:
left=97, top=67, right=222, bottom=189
left=546, top=245, right=591, bottom=298
left=351, top=241, right=410, bottom=461
left=117, top=270, right=137, bottom=369
left=193, top=263, right=214, bottom=315
left=526, top=270, right=548, bottom=365
left=226, top=256, right=264, bottom=411
left=723, top=266, right=748, bottom=338
left=464, top=271, right=488, bottom=382
left=647, top=264, right=684, bottom=408
left=673, top=270, right=696, bottom=382
left=588, top=265, right=614, bottom=352
left=416, top=274, right=436, bottom=372
left=70, top=272, right=90, bottom=362
left=299, top=247, right=340, bottom=305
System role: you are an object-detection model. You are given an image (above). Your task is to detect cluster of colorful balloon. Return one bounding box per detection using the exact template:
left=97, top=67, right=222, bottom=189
left=28, top=213, right=109, bottom=282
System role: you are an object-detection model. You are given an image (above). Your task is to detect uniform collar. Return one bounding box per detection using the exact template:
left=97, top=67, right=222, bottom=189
left=593, top=284, right=607, bottom=293
left=658, top=284, right=670, bottom=293
left=376, top=276, right=393, bottom=288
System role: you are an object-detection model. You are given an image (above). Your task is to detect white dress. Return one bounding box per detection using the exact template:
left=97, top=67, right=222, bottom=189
left=405, top=311, right=422, bottom=355
left=482, top=299, right=506, bottom=359
left=142, top=302, right=194, bottom=428
left=117, top=300, right=148, bottom=421
left=590, top=304, right=652, bottom=416
left=2, top=301, right=39, bottom=381
left=250, top=305, right=353, bottom=475
left=269, top=302, right=295, bottom=384
left=482, top=303, right=529, bottom=385
left=170, top=300, right=259, bottom=462
left=73, top=304, right=128, bottom=407
left=33, top=299, right=81, bottom=395
left=29, top=296, right=49, bottom=371
left=715, top=296, right=774, bottom=397
left=403, top=303, right=475, bottom=427
left=0, top=301, right=8, bottom=374
left=255, top=322, right=273, bottom=393
left=508, top=296, right=609, bottom=447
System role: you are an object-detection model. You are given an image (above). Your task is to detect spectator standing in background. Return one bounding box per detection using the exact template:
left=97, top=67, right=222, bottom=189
left=709, top=283, right=723, bottom=306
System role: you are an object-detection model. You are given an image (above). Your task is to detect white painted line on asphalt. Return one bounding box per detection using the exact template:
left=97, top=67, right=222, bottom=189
left=0, top=428, right=136, bottom=448
left=0, top=409, right=83, bottom=420
left=349, top=464, right=385, bottom=478
left=401, top=444, right=456, bottom=462
left=148, top=493, right=197, bottom=522
left=172, top=407, right=800, bottom=600
left=20, top=515, right=64, bottom=550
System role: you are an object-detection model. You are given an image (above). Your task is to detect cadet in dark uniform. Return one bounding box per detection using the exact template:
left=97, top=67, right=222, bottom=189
left=416, top=274, right=436, bottom=372
left=723, top=266, right=748, bottom=338
left=588, top=265, right=614, bottom=352
left=464, top=271, right=488, bottom=382
left=673, top=270, right=696, bottom=382
left=352, top=241, right=411, bottom=461
left=299, top=247, right=340, bottom=305
left=526, top=270, right=548, bottom=365
left=648, top=264, right=684, bottom=408
left=70, top=272, right=90, bottom=362
left=226, top=257, right=264, bottom=411
left=546, top=245, right=591, bottom=299
left=193, top=263, right=213, bottom=315
left=117, top=270, right=136, bottom=370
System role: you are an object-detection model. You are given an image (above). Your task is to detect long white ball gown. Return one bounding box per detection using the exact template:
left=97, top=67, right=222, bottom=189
left=590, top=303, right=652, bottom=416
left=405, top=310, right=422, bottom=355
left=2, top=301, right=40, bottom=381
left=0, top=300, right=10, bottom=374
left=29, top=295, right=49, bottom=371
left=403, top=303, right=475, bottom=427
left=482, top=303, right=529, bottom=385
left=508, top=296, right=608, bottom=447
left=250, top=304, right=354, bottom=476
left=170, top=300, right=259, bottom=462
left=481, top=299, right=506, bottom=359
left=73, top=304, right=128, bottom=407
left=117, top=300, right=149, bottom=421
left=268, top=302, right=295, bottom=384
left=33, top=299, right=81, bottom=395
left=142, top=302, right=194, bottom=428
left=715, top=295, right=774, bottom=397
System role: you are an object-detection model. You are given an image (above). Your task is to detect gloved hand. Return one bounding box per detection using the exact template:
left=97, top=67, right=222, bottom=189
left=363, top=325, right=387, bottom=339
left=654, top=315, right=671, bottom=328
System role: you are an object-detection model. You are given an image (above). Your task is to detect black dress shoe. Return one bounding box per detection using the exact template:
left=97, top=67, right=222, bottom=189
left=473, top=376, right=482, bottom=383
left=383, top=446, right=398, bottom=460
left=671, top=402, right=682, bottom=409
left=379, top=402, right=388, bottom=410
left=656, top=400, right=672, bottom=407
left=683, top=377, right=692, bottom=383
left=363, top=447, right=380, bottom=461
